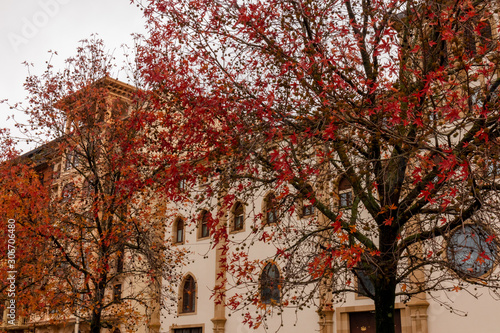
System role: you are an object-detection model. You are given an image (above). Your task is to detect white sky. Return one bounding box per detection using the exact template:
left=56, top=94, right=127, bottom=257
left=0, top=0, right=147, bottom=153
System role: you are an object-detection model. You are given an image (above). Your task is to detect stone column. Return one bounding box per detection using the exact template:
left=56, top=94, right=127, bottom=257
left=211, top=198, right=227, bottom=333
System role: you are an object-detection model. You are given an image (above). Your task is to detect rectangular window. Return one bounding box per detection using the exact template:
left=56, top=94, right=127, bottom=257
left=199, top=211, right=210, bottom=238
left=356, top=270, right=375, bottom=297
left=302, top=204, right=315, bottom=216
left=113, top=284, right=122, bottom=303
left=234, top=215, right=244, bottom=230
left=65, top=150, right=79, bottom=170
left=201, top=221, right=209, bottom=238
left=340, top=191, right=353, bottom=208
left=173, top=328, right=202, bottom=333
left=65, top=151, right=74, bottom=170
left=178, top=178, right=187, bottom=192
left=117, top=247, right=124, bottom=273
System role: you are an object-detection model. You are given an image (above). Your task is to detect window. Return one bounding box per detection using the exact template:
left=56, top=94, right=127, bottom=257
left=426, top=24, right=448, bottom=68
left=264, top=193, right=279, bottom=224
left=62, top=183, right=75, bottom=202
left=446, top=224, right=497, bottom=278
left=174, top=217, right=185, bottom=244
left=178, top=178, right=187, bottom=192
left=232, top=202, right=244, bottom=231
left=260, top=263, right=281, bottom=304
left=173, top=328, right=202, bottom=333
left=478, top=20, right=493, bottom=51
left=302, top=204, right=315, bottom=217
left=82, top=178, right=95, bottom=198
left=198, top=211, right=210, bottom=238
left=355, top=267, right=376, bottom=298
left=116, top=245, right=124, bottom=273
left=181, top=275, right=196, bottom=313
left=301, top=184, right=315, bottom=217
left=462, top=19, right=494, bottom=58
left=338, top=177, right=353, bottom=208
left=486, top=158, right=499, bottom=178
left=65, top=150, right=79, bottom=170
left=463, top=21, right=477, bottom=57
left=470, top=87, right=484, bottom=109
left=113, top=284, right=122, bottom=303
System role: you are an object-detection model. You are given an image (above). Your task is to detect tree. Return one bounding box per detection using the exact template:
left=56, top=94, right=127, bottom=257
left=134, top=0, right=500, bottom=332
left=0, top=39, right=183, bottom=333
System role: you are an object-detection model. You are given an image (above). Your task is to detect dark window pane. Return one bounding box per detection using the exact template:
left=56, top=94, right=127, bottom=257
left=356, top=269, right=375, bottom=297
left=261, top=263, right=281, bottom=304
left=340, top=191, right=353, bottom=208
left=265, top=194, right=279, bottom=224
left=234, top=202, right=244, bottom=230
left=182, top=276, right=196, bottom=313
left=200, top=211, right=210, bottom=238
left=176, top=218, right=184, bottom=243
left=302, top=204, right=315, bottom=216
left=447, top=225, right=497, bottom=278
left=173, top=328, right=202, bottom=333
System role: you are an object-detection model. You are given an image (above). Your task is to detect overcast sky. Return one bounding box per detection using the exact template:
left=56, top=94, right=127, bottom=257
left=0, top=0, right=147, bottom=152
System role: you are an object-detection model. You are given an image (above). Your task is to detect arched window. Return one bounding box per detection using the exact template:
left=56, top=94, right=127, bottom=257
left=181, top=275, right=196, bottom=313
left=199, top=210, right=210, bottom=239
left=174, top=217, right=184, bottom=244
left=478, top=20, right=493, bottom=50
left=463, top=21, right=477, bottom=57
left=338, top=177, right=353, bottom=208
left=232, top=202, right=244, bottom=231
left=260, top=263, right=281, bottom=304
left=264, top=193, right=279, bottom=224
left=301, top=184, right=315, bottom=217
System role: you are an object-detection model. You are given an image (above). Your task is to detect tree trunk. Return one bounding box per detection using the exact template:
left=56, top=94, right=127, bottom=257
left=89, top=279, right=106, bottom=333
left=90, top=308, right=102, bottom=333
left=374, top=263, right=397, bottom=333
left=375, top=225, right=398, bottom=333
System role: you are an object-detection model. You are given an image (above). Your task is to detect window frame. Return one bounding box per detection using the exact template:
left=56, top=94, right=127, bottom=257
left=65, top=149, right=79, bottom=171
left=171, top=325, right=204, bottom=333
left=178, top=178, right=187, bottom=192
left=179, top=274, right=197, bottom=314
left=61, top=182, right=75, bottom=202
left=173, top=217, right=185, bottom=244
left=260, top=262, right=281, bottom=305
left=264, top=193, right=279, bottom=225
left=446, top=223, right=498, bottom=279
left=197, top=210, right=210, bottom=239
left=299, top=184, right=316, bottom=218
left=113, top=284, right=122, bottom=303
left=338, top=177, right=353, bottom=209
left=231, top=202, right=245, bottom=232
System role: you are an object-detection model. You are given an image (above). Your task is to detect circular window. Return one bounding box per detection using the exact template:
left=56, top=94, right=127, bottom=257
left=447, top=225, right=497, bottom=278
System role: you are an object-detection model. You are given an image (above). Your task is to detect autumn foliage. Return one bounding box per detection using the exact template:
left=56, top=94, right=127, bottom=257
left=1, top=0, right=500, bottom=332
left=0, top=40, right=183, bottom=333
left=132, top=0, right=500, bottom=332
